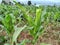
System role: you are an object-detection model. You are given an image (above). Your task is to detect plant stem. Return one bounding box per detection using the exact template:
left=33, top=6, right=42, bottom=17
left=9, top=34, right=14, bottom=45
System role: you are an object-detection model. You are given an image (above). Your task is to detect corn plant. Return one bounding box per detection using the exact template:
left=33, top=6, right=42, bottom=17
left=0, top=14, right=26, bottom=45
left=14, top=2, right=48, bottom=45
left=54, top=12, right=60, bottom=22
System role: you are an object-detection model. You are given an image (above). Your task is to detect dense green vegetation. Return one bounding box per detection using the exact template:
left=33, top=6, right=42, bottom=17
left=0, top=2, right=60, bottom=45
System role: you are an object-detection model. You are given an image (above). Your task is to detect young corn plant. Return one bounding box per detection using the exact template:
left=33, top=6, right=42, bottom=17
left=0, top=14, right=26, bottom=45
left=15, top=2, right=47, bottom=45
left=0, top=14, right=14, bottom=45
left=54, top=12, right=60, bottom=22
left=24, top=9, right=45, bottom=44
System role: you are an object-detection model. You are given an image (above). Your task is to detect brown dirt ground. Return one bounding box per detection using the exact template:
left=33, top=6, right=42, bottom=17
left=17, top=23, right=60, bottom=45
left=0, top=23, right=60, bottom=45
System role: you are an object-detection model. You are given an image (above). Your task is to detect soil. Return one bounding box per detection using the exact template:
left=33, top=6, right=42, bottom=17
left=17, top=23, right=60, bottom=45
left=0, top=23, right=60, bottom=45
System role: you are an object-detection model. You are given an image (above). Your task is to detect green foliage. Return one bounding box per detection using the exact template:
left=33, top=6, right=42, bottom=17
left=15, top=2, right=46, bottom=44
left=0, top=4, right=26, bottom=45
left=13, top=25, right=26, bottom=42
left=54, top=12, right=60, bottom=21
left=2, top=14, right=14, bottom=35
left=0, top=1, right=60, bottom=45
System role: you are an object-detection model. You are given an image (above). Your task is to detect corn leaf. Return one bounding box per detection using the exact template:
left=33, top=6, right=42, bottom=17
left=12, top=25, right=26, bottom=42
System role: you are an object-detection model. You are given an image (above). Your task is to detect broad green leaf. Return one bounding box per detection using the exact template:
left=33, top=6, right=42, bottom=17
left=12, top=25, right=26, bottom=42
left=35, top=9, right=42, bottom=26
left=24, top=14, right=34, bottom=26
